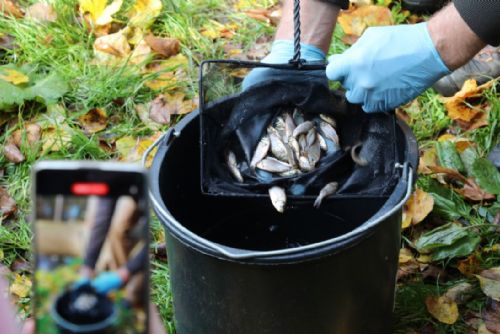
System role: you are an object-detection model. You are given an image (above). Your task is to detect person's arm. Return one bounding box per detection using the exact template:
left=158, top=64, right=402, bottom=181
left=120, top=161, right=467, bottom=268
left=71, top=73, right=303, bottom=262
left=326, top=2, right=488, bottom=113
left=428, top=3, right=486, bottom=70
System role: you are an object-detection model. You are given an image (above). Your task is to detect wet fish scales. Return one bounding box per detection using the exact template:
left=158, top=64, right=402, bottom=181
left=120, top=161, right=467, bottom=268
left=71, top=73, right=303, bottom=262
left=257, top=157, right=291, bottom=173
left=314, top=182, right=338, bottom=208
left=269, top=186, right=286, bottom=213
left=226, top=151, right=244, bottom=182
left=250, top=136, right=270, bottom=169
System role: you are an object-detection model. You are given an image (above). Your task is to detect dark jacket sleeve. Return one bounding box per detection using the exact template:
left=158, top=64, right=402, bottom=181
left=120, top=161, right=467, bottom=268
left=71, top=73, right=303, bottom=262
left=319, top=0, right=349, bottom=10
left=454, top=0, right=500, bottom=46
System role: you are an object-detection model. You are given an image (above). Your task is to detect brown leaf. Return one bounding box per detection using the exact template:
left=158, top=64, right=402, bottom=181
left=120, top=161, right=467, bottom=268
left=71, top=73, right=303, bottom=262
left=482, top=300, right=500, bottom=334
left=12, top=123, right=41, bottom=146
left=444, top=282, right=473, bottom=305
left=422, top=265, right=447, bottom=282
left=457, top=178, right=496, bottom=202
left=418, top=147, right=438, bottom=174
left=26, top=2, right=57, bottom=22
left=457, top=254, right=481, bottom=277
left=0, top=187, right=16, bottom=218
left=402, top=188, right=434, bottom=229
left=144, top=34, right=180, bottom=58
left=0, top=34, right=16, bottom=50
left=425, top=295, right=459, bottom=325
left=3, top=143, right=24, bottom=163
left=338, top=5, right=392, bottom=37
left=93, top=28, right=131, bottom=63
left=341, top=34, right=359, bottom=45
left=444, top=79, right=493, bottom=124
left=115, top=131, right=161, bottom=167
left=149, top=93, right=195, bottom=125
left=78, top=108, right=108, bottom=134
left=428, top=165, right=468, bottom=183
left=0, top=0, right=24, bottom=18
left=476, top=267, right=500, bottom=301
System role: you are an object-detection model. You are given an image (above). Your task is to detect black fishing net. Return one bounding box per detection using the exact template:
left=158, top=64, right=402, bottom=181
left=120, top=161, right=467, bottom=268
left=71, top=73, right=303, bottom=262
left=200, top=61, right=401, bottom=199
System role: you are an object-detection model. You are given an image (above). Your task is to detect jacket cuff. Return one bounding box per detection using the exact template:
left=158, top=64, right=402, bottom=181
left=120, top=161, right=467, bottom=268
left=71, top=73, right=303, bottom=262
left=454, top=0, right=500, bottom=46
left=318, top=0, right=349, bottom=10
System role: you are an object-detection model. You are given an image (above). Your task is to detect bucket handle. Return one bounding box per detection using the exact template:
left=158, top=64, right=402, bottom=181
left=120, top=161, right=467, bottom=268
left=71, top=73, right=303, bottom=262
left=149, top=155, right=413, bottom=260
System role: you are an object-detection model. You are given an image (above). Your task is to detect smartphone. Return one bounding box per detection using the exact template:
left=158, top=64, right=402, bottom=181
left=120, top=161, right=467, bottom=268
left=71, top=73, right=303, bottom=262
left=32, top=161, right=149, bottom=334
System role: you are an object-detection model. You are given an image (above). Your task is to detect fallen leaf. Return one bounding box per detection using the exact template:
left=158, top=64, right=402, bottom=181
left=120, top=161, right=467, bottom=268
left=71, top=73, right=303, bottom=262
left=144, top=54, right=188, bottom=90
left=144, top=34, right=180, bottom=58
left=472, top=158, right=500, bottom=195
left=3, top=143, right=24, bottom=163
left=421, top=265, right=447, bottom=282
left=418, top=147, right=438, bottom=174
left=476, top=267, right=500, bottom=301
left=201, top=20, right=237, bottom=40
left=9, top=273, right=31, bottom=298
left=457, top=254, right=481, bottom=277
left=457, top=179, right=496, bottom=202
left=481, top=299, right=500, bottom=334
left=78, top=108, right=108, bottom=134
left=41, top=124, right=73, bottom=153
left=0, top=187, right=16, bottom=217
left=338, top=5, right=392, bottom=37
left=0, top=68, right=29, bottom=85
left=130, top=39, right=152, bottom=64
left=149, top=93, right=195, bottom=125
left=128, top=0, right=162, bottom=29
left=93, top=28, right=131, bottom=63
left=479, top=322, right=496, bottom=334
left=0, top=0, right=23, bottom=18
left=243, top=7, right=281, bottom=26
left=425, top=295, right=459, bottom=325
left=115, top=131, right=161, bottom=167
left=399, top=248, right=413, bottom=264
left=0, top=34, right=16, bottom=50
left=135, top=103, right=160, bottom=130
left=341, top=34, right=359, bottom=45
left=79, top=0, right=123, bottom=26
left=12, top=123, right=42, bottom=146
left=26, top=2, right=57, bottom=22
left=402, top=188, right=434, bottom=229
left=444, top=79, right=493, bottom=124
left=444, top=282, right=473, bottom=304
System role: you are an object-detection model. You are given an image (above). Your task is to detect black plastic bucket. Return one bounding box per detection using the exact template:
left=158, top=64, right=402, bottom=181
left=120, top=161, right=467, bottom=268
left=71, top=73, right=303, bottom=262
left=148, top=110, right=417, bottom=334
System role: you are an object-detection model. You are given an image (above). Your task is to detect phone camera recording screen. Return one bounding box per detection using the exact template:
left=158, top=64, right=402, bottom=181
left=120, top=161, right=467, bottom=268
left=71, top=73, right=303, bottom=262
left=34, top=169, right=148, bottom=334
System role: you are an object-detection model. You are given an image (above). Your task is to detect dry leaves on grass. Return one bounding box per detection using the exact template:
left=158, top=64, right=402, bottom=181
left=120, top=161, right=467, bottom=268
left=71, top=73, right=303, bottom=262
left=93, top=28, right=131, bottom=63
left=201, top=20, right=238, bottom=40
left=402, top=188, right=434, bottom=229
left=78, top=108, right=108, bottom=134
left=481, top=300, right=500, bottom=334
left=0, top=0, right=24, bottom=18
left=0, top=186, right=16, bottom=218
left=12, top=123, right=41, bottom=146
left=143, top=54, right=188, bottom=91
left=149, top=93, right=196, bottom=125
left=115, top=131, right=161, bottom=167
left=79, top=0, right=123, bottom=26
left=3, top=142, right=24, bottom=163
left=444, top=79, right=493, bottom=130
left=26, top=2, right=57, bottom=22
left=424, top=284, right=472, bottom=326
left=338, top=5, right=392, bottom=44
left=476, top=267, right=500, bottom=302
left=9, top=273, right=31, bottom=298
left=243, top=6, right=281, bottom=26
left=128, top=0, right=162, bottom=29
left=144, top=34, right=180, bottom=58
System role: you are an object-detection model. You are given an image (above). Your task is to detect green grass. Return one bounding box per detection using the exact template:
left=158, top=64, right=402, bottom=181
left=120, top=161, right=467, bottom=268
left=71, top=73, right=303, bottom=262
left=1, top=1, right=500, bottom=333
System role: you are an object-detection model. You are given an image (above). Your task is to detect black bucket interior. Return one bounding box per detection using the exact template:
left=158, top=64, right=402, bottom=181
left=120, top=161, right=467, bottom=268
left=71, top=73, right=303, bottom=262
left=159, top=114, right=387, bottom=251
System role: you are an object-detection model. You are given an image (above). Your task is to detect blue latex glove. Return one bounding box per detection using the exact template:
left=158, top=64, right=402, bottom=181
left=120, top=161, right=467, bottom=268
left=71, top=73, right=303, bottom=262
left=242, top=40, right=326, bottom=90
left=91, top=271, right=123, bottom=294
left=73, top=277, right=90, bottom=289
left=326, top=22, right=451, bottom=113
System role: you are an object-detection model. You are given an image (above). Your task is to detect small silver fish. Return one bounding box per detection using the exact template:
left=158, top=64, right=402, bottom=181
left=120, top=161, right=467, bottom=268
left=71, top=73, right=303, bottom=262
left=298, top=156, right=314, bottom=172
left=279, top=168, right=301, bottom=177
left=227, top=151, right=243, bottom=182
left=269, top=131, right=289, bottom=162
left=317, top=133, right=327, bottom=151
left=292, top=121, right=314, bottom=138
left=351, top=142, right=368, bottom=166
left=306, top=128, right=316, bottom=147
left=269, top=186, right=286, bottom=213
left=250, top=136, right=270, bottom=169
left=288, top=137, right=301, bottom=161
left=293, top=108, right=305, bottom=124
left=284, top=112, right=296, bottom=140
left=306, top=140, right=321, bottom=167
left=274, top=116, right=286, bottom=138
left=285, top=144, right=297, bottom=168
left=257, top=157, right=292, bottom=173
left=319, top=114, right=337, bottom=128
left=298, top=135, right=307, bottom=153
left=314, top=182, right=338, bottom=208
left=320, top=121, right=340, bottom=145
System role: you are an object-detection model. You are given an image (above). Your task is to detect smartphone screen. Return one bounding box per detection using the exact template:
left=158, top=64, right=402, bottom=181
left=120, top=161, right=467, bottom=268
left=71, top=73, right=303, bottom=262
left=33, top=162, right=149, bottom=334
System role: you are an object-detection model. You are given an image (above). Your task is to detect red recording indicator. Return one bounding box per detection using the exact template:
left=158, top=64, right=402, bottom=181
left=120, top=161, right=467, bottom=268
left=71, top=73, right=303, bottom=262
left=71, top=182, right=109, bottom=196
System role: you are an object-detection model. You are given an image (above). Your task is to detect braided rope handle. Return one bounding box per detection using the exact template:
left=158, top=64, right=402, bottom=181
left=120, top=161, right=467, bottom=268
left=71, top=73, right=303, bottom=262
left=289, top=0, right=302, bottom=66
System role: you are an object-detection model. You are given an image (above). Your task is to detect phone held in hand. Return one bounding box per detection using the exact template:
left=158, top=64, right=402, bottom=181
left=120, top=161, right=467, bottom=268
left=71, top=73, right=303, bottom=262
left=32, top=161, right=149, bottom=334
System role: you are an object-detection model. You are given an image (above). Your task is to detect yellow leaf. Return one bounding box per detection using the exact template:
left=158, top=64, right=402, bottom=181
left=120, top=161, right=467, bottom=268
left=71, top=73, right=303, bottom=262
left=399, top=248, right=413, bottom=264
left=93, top=28, right=131, bottom=63
left=79, top=0, right=123, bottom=26
left=78, top=108, right=108, bottom=134
left=10, top=274, right=32, bottom=298
left=418, top=147, right=438, bottom=175
left=41, top=124, right=72, bottom=153
left=0, top=68, right=29, bottom=85
left=234, top=0, right=276, bottom=10
left=201, top=20, right=237, bottom=40
left=444, top=79, right=493, bottom=123
left=26, top=2, right=57, bottom=22
left=116, top=132, right=162, bottom=167
left=438, top=134, right=456, bottom=142
left=402, top=188, right=434, bottom=229
left=425, top=295, right=459, bottom=324
left=128, top=0, right=162, bottom=29
left=130, top=39, right=152, bottom=64
left=416, top=254, right=432, bottom=264
left=338, top=5, right=393, bottom=37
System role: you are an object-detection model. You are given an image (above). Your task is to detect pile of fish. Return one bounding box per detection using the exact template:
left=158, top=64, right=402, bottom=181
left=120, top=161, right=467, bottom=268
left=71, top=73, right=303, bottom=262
left=226, top=108, right=358, bottom=213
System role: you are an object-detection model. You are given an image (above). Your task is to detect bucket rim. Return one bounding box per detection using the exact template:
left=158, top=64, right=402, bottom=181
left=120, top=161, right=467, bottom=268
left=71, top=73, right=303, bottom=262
left=145, top=111, right=414, bottom=261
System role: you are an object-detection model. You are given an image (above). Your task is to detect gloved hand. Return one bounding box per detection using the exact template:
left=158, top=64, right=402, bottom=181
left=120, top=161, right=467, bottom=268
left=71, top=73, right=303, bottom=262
left=91, top=271, right=123, bottom=294
left=242, top=40, right=327, bottom=90
left=326, top=22, right=451, bottom=113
